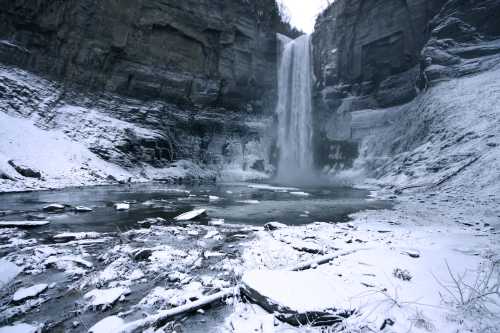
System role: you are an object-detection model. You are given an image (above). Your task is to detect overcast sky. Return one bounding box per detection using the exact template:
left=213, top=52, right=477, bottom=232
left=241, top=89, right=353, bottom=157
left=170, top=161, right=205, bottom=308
left=280, top=0, right=330, bottom=33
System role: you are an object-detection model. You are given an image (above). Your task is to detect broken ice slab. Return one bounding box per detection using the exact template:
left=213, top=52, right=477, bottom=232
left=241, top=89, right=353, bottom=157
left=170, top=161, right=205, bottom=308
left=114, top=203, right=130, bottom=211
left=42, top=203, right=65, bottom=212
left=174, top=208, right=207, bottom=221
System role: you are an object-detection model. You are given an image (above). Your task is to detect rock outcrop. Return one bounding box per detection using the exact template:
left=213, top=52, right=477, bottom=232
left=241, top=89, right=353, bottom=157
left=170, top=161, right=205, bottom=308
left=311, top=0, right=500, bottom=173
left=0, top=0, right=280, bottom=111
left=311, top=0, right=446, bottom=171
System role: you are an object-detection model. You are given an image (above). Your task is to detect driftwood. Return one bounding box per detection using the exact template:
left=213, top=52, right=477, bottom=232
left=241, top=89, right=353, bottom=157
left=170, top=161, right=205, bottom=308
left=118, top=249, right=364, bottom=331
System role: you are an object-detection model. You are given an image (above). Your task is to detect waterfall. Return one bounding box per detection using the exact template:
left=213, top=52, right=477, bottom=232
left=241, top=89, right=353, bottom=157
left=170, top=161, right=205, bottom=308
left=275, top=34, right=314, bottom=182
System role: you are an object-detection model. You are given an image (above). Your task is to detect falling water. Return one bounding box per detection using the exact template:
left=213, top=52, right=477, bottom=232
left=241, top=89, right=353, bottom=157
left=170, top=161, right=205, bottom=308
left=275, top=34, right=314, bottom=182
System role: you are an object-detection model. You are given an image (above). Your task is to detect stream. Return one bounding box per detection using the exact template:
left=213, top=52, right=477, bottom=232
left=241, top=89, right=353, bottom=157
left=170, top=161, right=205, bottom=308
left=0, top=181, right=392, bottom=332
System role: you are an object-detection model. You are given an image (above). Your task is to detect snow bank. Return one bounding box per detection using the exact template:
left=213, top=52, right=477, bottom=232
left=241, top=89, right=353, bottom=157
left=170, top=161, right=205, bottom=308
left=0, top=111, right=131, bottom=192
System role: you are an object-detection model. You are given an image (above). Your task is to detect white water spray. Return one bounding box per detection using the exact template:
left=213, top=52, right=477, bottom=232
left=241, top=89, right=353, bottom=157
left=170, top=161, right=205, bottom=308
left=275, top=34, right=314, bottom=182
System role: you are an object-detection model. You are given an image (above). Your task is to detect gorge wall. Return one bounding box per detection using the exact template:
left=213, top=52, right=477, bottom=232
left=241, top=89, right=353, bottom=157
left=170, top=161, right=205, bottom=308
left=312, top=0, right=500, bottom=175
left=0, top=0, right=281, bottom=110
left=0, top=0, right=289, bottom=187
left=311, top=0, right=447, bottom=172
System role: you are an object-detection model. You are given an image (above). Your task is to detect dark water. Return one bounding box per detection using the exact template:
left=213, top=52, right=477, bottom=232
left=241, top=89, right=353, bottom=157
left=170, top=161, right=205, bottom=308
left=0, top=181, right=391, bottom=234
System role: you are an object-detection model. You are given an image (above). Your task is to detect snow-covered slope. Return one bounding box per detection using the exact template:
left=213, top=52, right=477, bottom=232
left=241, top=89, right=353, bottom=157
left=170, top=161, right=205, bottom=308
left=0, top=65, right=271, bottom=192
left=0, top=111, right=132, bottom=192
left=350, top=63, right=500, bottom=199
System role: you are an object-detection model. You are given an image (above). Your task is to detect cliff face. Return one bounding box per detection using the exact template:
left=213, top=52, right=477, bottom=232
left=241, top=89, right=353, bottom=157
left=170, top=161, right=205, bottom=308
left=0, top=0, right=284, bottom=186
left=312, top=0, right=500, bottom=182
left=0, top=0, right=279, bottom=110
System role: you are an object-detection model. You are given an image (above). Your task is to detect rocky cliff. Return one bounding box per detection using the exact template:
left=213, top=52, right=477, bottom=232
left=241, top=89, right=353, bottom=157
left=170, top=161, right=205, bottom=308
left=0, top=0, right=281, bottom=110
left=0, top=0, right=289, bottom=190
left=311, top=0, right=500, bottom=175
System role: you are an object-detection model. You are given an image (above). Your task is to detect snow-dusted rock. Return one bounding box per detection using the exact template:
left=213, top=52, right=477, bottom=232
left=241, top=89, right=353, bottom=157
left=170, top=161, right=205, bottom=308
left=0, top=323, right=38, bottom=333
left=174, top=208, right=207, bottom=221
left=88, top=316, right=125, bottom=333
left=242, top=270, right=355, bottom=325
left=114, top=203, right=130, bottom=211
left=44, top=255, right=93, bottom=269
left=8, top=160, right=41, bottom=179
left=74, top=206, right=93, bottom=213
left=264, top=222, right=287, bottom=231
left=0, top=259, right=22, bottom=288
left=0, top=221, right=49, bottom=228
left=84, top=287, right=130, bottom=310
left=13, top=284, right=48, bottom=302
left=42, top=204, right=65, bottom=212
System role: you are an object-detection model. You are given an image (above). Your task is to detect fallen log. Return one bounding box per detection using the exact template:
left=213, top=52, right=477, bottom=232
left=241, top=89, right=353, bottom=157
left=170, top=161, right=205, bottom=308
left=288, top=248, right=367, bottom=271
left=118, top=288, right=239, bottom=332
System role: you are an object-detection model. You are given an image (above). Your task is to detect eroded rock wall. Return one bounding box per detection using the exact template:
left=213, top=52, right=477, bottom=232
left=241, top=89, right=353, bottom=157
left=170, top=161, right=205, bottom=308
left=312, top=0, right=500, bottom=181
left=0, top=0, right=279, bottom=111
left=311, top=0, right=446, bottom=172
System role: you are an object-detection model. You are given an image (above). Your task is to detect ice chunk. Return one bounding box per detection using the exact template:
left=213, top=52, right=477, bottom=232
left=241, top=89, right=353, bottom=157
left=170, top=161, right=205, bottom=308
left=290, top=191, right=310, bottom=197
left=0, top=221, right=49, bottom=228
left=74, top=206, right=93, bottom=212
left=174, top=208, right=207, bottom=221
left=236, top=200, right=260, bottom=204
left=247, top=184, right=299, bottom=192
left=42, top=204, right=65, bottom=212
left=114, top=203, right=130, bottom=211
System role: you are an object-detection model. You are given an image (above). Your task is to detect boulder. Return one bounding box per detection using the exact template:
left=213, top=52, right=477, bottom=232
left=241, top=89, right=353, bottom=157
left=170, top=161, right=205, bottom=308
left=241, top=270, right=355, bottom=326
left=13, top=284, right=48, bottom=302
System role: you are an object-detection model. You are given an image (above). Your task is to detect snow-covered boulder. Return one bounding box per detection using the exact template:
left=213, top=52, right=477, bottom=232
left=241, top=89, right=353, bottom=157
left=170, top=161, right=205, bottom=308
left=42, top=204, right=65, bottom=212
left=88, top=316, right=125, bottom=333
left=0, top=259, right=22, bottom=288
left=241, top=270, right=355, bottom=326
left=84, top=287, right=130, bottom=310
left=0, top=323, right=38, bottom=333
left=13, top=284, right=48, bottom=302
